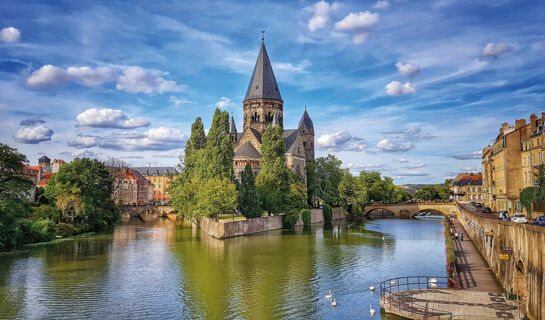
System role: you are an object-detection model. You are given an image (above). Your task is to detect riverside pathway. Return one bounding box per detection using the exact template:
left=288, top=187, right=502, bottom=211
left=381, top=216, right=519, bottom=319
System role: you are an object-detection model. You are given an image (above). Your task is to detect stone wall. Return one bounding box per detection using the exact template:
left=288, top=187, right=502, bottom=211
left=198, top=207, right=347, bottom=239
left=455, top=203, right=545, bottom=320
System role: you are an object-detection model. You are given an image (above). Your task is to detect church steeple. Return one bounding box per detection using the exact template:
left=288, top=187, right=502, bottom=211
left=244, top=41, right=283, bottom=102
left=242, top=37, right=284, bottom=134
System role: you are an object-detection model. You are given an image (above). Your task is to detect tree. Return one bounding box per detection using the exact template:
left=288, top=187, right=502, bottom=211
left=195, top=178, right=237, bottom=221
left=256, top=125, right=292, bottom=214
left=237, top=163, right=262, bottom=218
left=414, top=185, right=441, bottom=201
left=520, top=187, right=536, bottom=219
left=184, top=117, right=207, bottom=177
left=534, top=165, right=545, bottom=201
left=45, top=158, right=118, bottom=230
left=202, top=108, right=234, bottom=180
left=0, top=143, right=34, bottom=250
left=338, top=171, right=367, bottom=216
left=315, top=154, right=345, bottom=206
left=306, top=160, right=317, bottom=207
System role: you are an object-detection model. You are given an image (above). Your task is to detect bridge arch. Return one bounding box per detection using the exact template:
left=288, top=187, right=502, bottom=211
left=364, top=203, right=457, bottom=218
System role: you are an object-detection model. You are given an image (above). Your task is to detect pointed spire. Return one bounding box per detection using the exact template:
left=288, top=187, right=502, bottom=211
left=244, top=40, right=283, bottom=102
left=229, top=114, right=237, bottom=134
left=299, top=108, right=314, bottom=134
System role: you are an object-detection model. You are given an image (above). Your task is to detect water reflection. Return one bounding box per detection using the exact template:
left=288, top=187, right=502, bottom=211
left=0, top=217, right=445, bottom=319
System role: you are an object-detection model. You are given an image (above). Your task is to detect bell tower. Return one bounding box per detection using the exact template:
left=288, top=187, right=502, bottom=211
left=243, top=34, right=283, bottom=134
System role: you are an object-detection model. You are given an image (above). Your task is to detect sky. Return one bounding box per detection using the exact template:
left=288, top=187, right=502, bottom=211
left=1, top=0, right=544, bottom=184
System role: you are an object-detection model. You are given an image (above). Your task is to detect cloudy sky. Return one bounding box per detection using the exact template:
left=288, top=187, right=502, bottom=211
left=1, top=0, right=544, bottom=183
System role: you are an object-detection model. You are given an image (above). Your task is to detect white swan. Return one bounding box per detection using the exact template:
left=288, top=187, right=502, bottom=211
left=390, top=279, right=396, bottom=286
left=331, top=297, right=337, bottom=307
left=428, top=278, right=437, bottom=283
left=369, top=283, right=375, bottom=292
left=325, top=290, right=332, bottom=300
left=370, top=304, right=376, bottom=316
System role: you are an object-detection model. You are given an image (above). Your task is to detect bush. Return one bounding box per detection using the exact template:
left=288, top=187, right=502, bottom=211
left=283, top=209, right=300, bottom=229
left=55, top=223, right=75, bottom=237
left=323, top=204, right=333, bottom=222
left=31, top=205, right=60, bottom=222
left=20, top=218, right=56, bottom=244
left=301, top=209, right=311, bottom=226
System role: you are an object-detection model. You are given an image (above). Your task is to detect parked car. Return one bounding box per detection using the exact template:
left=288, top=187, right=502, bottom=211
left=533, top=216, right=545, bottom=226
left=482, top=207, right=491, bottom=213
left=474, top=202, right=482, bottom=208
left=511, top=214, right=527, bottom=224
left=498, top=210, right=509, bottom=220
left=470, top=201, right=476, bottom=207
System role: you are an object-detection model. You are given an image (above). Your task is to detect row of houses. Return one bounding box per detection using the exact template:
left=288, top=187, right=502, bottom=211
left=23, top=156, right=178, bottom=206
left=482, top=112, right=545, bottom=213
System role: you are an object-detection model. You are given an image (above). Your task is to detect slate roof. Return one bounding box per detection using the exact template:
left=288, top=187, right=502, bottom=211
left=244, top=42, right=283, bottom=102
left=283, top=129, right=298, bottom=153
left=132, top=167, right=179, bottom=176
left=249, top=128, right=262, bottom=143
left=298, top=109, right=314, bottom=133
left=235, top=141, right=262, bottom=158
left=229, top=115, right=237, bottom=134
left=39, top=155, right=50, bottom=161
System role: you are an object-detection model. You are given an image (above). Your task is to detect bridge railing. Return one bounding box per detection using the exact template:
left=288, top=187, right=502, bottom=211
left=380, top=276, right=452, bottom=319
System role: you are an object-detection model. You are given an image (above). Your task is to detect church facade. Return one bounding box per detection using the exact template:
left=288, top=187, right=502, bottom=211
left=230, top=40, right=315, bottom=178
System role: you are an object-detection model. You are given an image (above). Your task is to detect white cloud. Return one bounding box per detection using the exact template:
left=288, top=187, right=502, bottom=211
left=14, top=125, right=53, bottom=144
left=345, top=162, right=388, bottom=172
left=169, top=96, right=196, bottom=106
left=373, top=1, right=390, bottom=9
left=385, top=81, right=416, bottom=95
left=76, top=108, right=150, bottom=129
left=306, top=1, right=340, bottom=32
left=26, top=65, right=67, bottom=88
left=335, top=11, right=379, bottom=44
left=395, top=62, right=420, bottom=78
left=215, top=97, right=236, bottom=108
left=274, top=61, right=310, bottom=73
left=121, top=127, right=186, bottom=151
left=27, top=65, right=183, bottom=94
left=451, top=150, right=482, bottom=160
left=382, top=126, right=435, bottom=141
left=71, top=149, right=99, bottom=158
left=0, top=27, right=21, bottom=43
left=66, top=66, right=114, bottom=86
left=67, top=135, right=100, bottom=148
left=377, top=138, right=414, bottom=152
left=335, top=11, right=379, bottom=30
left=404, top=162, right=425, bottom=169
left=317, top=131, right=367, bottom=151
left=395, top=170, right=430, bottom=176
left=116, top=66, right=184, bottom=94
left=392, top=158, right=409, bottom=163
left=482, top=42, right=514, bottom=59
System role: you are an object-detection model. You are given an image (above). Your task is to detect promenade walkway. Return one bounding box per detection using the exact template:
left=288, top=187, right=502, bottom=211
left=381, top=216, right=519, bottom=319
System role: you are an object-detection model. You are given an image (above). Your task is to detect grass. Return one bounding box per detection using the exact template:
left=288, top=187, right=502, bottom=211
left=218, top=214, right=246, bottom=222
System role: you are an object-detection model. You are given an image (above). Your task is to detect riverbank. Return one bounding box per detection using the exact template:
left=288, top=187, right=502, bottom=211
left=196, top=207, right=348, bottom=239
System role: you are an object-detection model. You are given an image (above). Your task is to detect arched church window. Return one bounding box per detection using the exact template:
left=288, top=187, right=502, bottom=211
left=303, top=141, right=306, bottom=148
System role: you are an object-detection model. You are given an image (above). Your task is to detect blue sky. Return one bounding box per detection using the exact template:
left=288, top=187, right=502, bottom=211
left=1, top=0, right=544, bottom=183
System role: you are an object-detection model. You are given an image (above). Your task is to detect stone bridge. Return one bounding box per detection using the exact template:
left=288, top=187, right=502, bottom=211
left=118, top=204, right=176, bottom=217
left=366, top=202, right=458, bottom=218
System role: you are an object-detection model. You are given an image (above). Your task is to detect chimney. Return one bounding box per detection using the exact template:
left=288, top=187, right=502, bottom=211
left=530, top=113, right=538, bottom=132
left=515, top=119, right=526, bottom=129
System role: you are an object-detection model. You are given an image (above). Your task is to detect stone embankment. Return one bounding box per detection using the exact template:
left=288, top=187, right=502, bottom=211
left=197, top=207, right=347, bottom=239
left=455, top=203, right=545, bottom=320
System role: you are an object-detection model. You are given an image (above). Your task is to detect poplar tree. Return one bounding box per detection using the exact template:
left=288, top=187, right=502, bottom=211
left=203, top=108, right=234, bottom=180
left=237, top=163, right=262, bottom=218
left=184, top=117, right=206, bottom=177
left=534, top=165, right=545, bottom=201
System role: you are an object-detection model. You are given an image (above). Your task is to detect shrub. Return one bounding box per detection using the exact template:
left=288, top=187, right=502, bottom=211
left=323, top=204, right=333, bottom=222
left=20, top=218, right=56, bottom=243
left=283, top=209, right=300, bottom=229
left=301, top=209, right=311, bottom=226
left=55, top=223, right=75, bottom=237
left=31, top=205, right=60, bottom=222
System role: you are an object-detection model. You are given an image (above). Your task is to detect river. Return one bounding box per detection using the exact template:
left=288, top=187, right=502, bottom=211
left=0, top=217, right=446, bottom=319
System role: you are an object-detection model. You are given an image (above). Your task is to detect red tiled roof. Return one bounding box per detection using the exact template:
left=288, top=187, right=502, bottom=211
left=454, top=174, right=482, bottom=181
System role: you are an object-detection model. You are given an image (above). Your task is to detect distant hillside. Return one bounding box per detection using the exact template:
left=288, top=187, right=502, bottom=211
left=399, top=184, right=432, bottom=194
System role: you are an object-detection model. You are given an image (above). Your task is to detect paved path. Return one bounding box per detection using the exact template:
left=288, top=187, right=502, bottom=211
left=450, top=217, right=502, bottom=292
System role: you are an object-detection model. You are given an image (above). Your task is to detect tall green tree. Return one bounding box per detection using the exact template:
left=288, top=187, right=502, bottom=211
left=520, top=187, right=536, bottom=219
left=45, top=158, right=118, bottom=230
left=338, top=171, right=367, bottom=216
left=184, top=117, right=207, bottom=177
left=0, top=143, right=34, bottom=250
left=256, top=125, right=291, bottom=214
left=306, top=160, right=317, bottom=207
left=534, top=165, right=545, bottom=201
left=314, top=154, right=345, bottom=206
left=237, top=163, right=262, bottom=218
left=414, top=185, right=441, bottom=201
left=202, top=109, right=234, bottom=180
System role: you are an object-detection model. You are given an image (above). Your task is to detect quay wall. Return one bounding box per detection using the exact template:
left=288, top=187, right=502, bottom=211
left=455, top=203, right=545, bottom=320
left=198, top=207, right=347, bottom=239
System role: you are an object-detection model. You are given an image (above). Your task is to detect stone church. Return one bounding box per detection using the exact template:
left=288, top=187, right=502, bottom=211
left=230, top=40, right=315, bottom=178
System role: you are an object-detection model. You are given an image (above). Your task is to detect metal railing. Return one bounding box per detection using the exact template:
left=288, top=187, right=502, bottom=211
left=380, top=276, right=453, bottom=319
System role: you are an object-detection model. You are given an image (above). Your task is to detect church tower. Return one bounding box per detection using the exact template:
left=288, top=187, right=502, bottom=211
left=243, top=38, right=283, bottom=134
